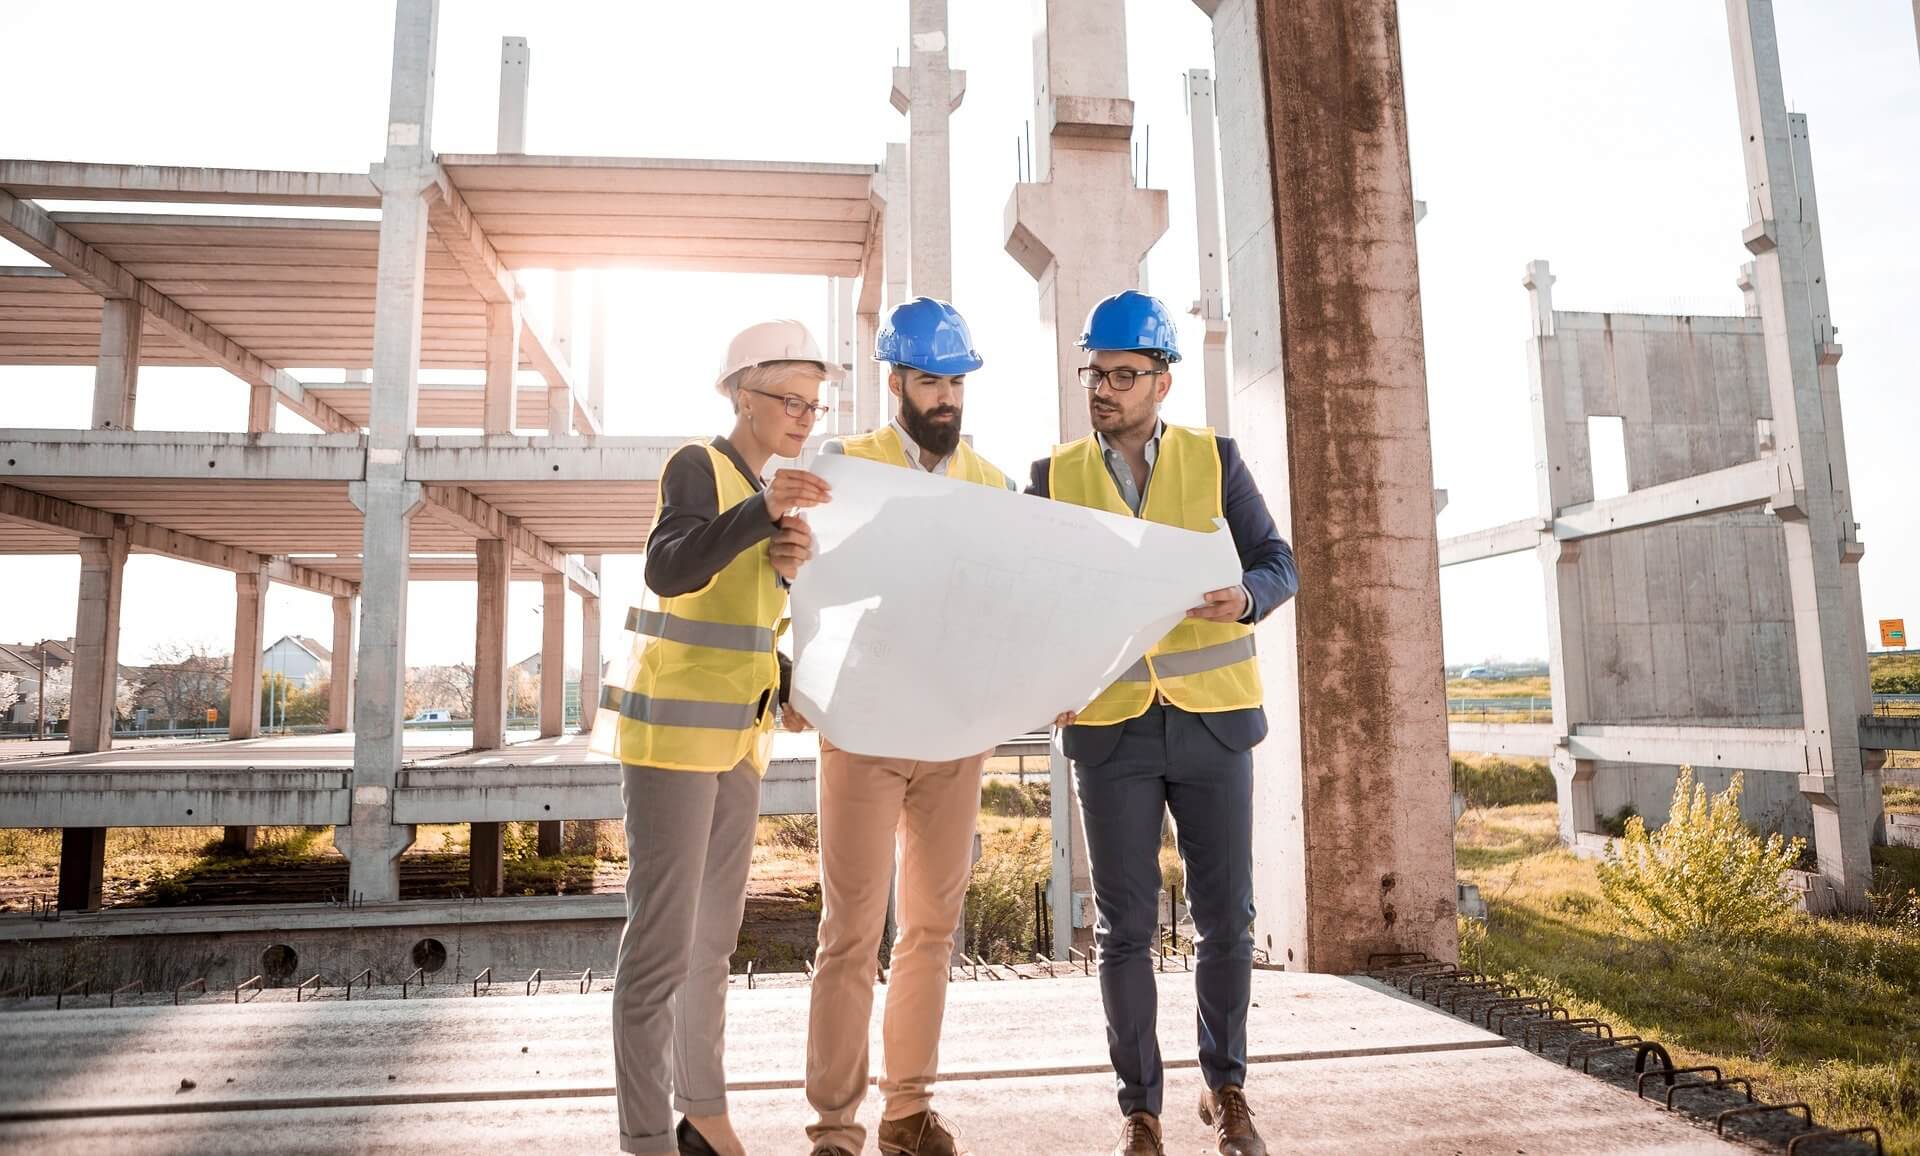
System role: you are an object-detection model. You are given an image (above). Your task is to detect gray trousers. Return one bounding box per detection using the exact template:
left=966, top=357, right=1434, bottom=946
left=613, top=759, right=762, bottom=1154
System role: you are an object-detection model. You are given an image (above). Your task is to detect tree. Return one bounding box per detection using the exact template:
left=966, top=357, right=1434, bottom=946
left=0, top=671, right=18, bottom=718
left=40, top=664, right=72, bottom=722
left=406, top=664, right=475, bottom=719
left=136, top=643, right=231, bottom=728
left=114, top=677, right=137, bottom=723
left=508, top=666, right=539, bottom=721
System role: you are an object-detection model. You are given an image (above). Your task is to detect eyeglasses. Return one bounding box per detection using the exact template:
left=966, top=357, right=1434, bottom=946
left=1077, top=366, right=1165, bottom=392
left=743, top=388, right=830, bottom=419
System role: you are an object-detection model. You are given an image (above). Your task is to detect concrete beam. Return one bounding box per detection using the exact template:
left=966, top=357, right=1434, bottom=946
left=0, top=430, right=366, bottom=481
left=393, top=757, right=819, bottom=822
left=1568, top=724, right=1809, bottom=774
left=1438, top=518, right=1545, bottom=567
left=1552, top=455, right=1780, bottom=540
left=1447, top=723, right=1555, bottom=760
left=0, top=160, right=379, bottom=207
left=0, top=191, right=359, bottom=434
left=1857, top=715, right=1920, bottom=752
left=418, top=483, right=598, bottom=597
left=407, top=436, right=678, bottom=482
left=5, top=772, right=349, bottom=828
left=0, top=483, right=356, bottom=598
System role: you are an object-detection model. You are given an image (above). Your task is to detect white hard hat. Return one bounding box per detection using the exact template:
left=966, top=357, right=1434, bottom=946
left=714, top=319, right=847, bottom=396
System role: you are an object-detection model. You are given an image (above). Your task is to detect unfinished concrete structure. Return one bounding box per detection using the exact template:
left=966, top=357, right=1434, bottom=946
left=0, top=2, right=899, bottom=910
left=1447, top=0, right=1884, bottom=912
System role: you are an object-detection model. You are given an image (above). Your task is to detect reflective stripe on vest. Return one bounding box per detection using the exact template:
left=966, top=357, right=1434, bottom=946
left=839, top=423, right=1011, bottom=490
left=587, top=440, right=784, bottom=773
left=625, top=607, right=776, bottom=654
left=1048, top=425, right=1263, bottom=724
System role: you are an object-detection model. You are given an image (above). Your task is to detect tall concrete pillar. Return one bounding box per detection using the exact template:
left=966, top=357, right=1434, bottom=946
left=580, top=571, right=602, bottom=731
left=881, top=142, right=910, bottom=425
left=473, top=537, right=510, bottom=749
left=1186, top=69, right=1230, bottom=433
left=482, top=301, right=520, bottom=434
left=537, top=572, right=566, bottom=855
left=228, top=569, right=267, bottom=741
left=497, top=36, right=529, bottom=153
left=1522, top=262, right=1599, bottom=844
left=1005, top=0, right=1168, bottom=444
left=1726, top=0, right=1873, bottom=910
left=328, top=594, right=357, bottom=732
left=470, top=817, right=504, bottom=897
left=1196, top=0, right=1456, bottom=972
left=57, top=827, right=107, bottom=912
left=831, top=277, right=856, bottom=433
left=68, top=527, right=129, bottom=754
left=890, top=0, right=965, bottom=301
left=246, top=385, right=274, bottom=434
left=588, top=271, right=607, bottom=429
left=854, top=309, right=883, bottom=433
left=342, top=0, right=437, bottom=904
left=92, top=298, right=141, bottom=430
left=1736, top=262, right=1760, bottom=317
left=221, top=566, right=268, bottom=855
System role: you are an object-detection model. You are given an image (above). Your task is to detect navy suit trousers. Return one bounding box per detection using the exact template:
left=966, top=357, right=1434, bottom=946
left=1073, top=702, right=1256, bottom=1118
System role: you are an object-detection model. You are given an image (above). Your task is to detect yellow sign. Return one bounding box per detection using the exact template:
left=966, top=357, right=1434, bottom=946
left=1881, top=619, right=1906, bottom=648
left=206, top=707, right=219, bottom=724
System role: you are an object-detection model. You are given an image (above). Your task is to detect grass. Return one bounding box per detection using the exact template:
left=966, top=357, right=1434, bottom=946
left=1452, top=754, right=1555, bottom=809
left=1458, top=803, right=1920, bottom=1153
left=1886, top=784, right=1920, bottom=815
left=1446, top=674, right=1552, bottom=699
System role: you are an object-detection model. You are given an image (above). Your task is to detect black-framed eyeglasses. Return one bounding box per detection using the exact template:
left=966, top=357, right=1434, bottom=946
left=1077, top=366, right=1164, bottom=392
left=743, top=388, right=830, bottom=419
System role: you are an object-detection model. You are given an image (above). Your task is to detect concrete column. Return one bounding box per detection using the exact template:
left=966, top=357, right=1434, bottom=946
left=1047, top=734, right=1094, bottom=960
left=547, top=274, right=574, bottom=434
left=881, top=142, right=910, bottom=425
left=68, top=527, right=129, bottom=754
left=1790, top=114, right=1883, bottom=834
left=1736, top=262, right=1760, bottom=317
left=246, top=385, right=274, bottom=434
left=1186, top=69, right=1230, bottom=434
left=473, top=537, right=510, bottom=750
left=482, top=302, right=520, bottom=434
left=328, top=594, right=357, bottom=732
left=588, top=271, right=607, bottom=428
left=222, top=566, right=268, bottom=855
left=342, top=0, right=437, bottom=904
left=1522, top=261, right=1598, bottom=840
left=91, top=298, right=141, bottom=430
left=536, top=571, right=566, bottom=853
left=228, top=569, right=267, bottom=741
left=470, top=819, right=504, bottom=897
left=854, top=310, right=883, bottom=432
left=1005, top=0, right=1168, bottom=444
left=1726, top=0, right=1873, bottom=908
left=889, top=0, right=965, bottom=300
left=497, top=36, right=529, bottom=153
left=580, top=560, right=602, bottom=733
left=57, top=827, right=107, bottom=912
left=1198, top=0, right=1456, bottom=972
left=832, top=277, right=856, bottom=434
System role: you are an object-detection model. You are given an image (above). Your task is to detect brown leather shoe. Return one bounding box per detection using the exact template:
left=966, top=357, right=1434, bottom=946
left=1198, top=1085, right=1267, bottom=1156
left=808, top=1146, right=855, bottom=1156
left=1111, top=1111, right=1164, bottom=1156
left=877, top=1110, right=971, bottom=1156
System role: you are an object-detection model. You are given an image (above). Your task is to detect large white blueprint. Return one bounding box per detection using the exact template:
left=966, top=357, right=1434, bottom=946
left=789, top=454, right=1242, bottom=760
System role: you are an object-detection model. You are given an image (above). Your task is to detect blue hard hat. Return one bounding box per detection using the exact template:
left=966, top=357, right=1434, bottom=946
left=1077, top=290, right=1182, bottom=363
left=874, top=297, right=984, bottom=376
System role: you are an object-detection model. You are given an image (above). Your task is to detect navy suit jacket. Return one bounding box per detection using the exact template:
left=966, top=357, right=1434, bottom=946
left=1027, top=434, right=1299, bottom=767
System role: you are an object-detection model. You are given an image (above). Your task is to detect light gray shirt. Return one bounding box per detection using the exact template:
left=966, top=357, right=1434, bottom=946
left=821, top=417, right=1018, bottom=492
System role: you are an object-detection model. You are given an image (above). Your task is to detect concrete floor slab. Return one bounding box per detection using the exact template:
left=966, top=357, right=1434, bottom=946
left=0, top=1050, right=1749, bottom=1155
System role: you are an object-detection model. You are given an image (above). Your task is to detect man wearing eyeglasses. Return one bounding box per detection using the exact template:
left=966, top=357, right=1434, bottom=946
left=800, top=298, right=1015, bottom=1156
left=1026, top=290, right=1297, bottom=1156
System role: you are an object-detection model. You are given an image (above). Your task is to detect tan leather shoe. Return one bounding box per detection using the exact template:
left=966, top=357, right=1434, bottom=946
left=1198, top=1085, right=1268, bottom=1156
left=1111, top=1111, right=1164, bottom=1156
left=877, top=1110, right=971, bottom=1156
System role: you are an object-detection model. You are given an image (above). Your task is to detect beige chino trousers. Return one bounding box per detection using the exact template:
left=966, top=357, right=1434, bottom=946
left=804, top=742, right=988, bottom=1153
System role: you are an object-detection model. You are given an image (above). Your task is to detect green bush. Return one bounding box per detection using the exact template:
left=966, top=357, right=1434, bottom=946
left=1597, top=767, right=1804, bottom=942
left=1451, top=757, right=1555, bottom=808
left=1597, top=804, right=1640, bottom=838
left=765, top=815, right=819, bottom=852
left=980, top=778, right=1051, bottom=818
left=1872, top=671, right=1920, bottom=695
left=961, top=822, right=1050, bottom=962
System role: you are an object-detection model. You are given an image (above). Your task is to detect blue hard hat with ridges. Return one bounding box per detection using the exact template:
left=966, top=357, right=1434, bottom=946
left=1077, top=289, right=1182, bottom=363
left=874, top=297, right=984, bottom=375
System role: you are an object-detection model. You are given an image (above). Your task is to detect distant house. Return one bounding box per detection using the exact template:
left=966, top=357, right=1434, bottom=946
left=0, top=638, right=72, bottom=727
left=263, top=635, right=332, bottom=687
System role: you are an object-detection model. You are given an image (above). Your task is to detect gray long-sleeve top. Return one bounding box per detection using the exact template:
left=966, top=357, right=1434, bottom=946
left=641, top=435, right=790, bottom=703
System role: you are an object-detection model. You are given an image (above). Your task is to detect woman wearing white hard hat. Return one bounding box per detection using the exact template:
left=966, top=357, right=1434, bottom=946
left=591, top=319, right=840, bottom=1156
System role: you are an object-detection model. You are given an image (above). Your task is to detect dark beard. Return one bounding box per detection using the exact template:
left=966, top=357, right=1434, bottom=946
left=900, top=393, right=963, bottom=457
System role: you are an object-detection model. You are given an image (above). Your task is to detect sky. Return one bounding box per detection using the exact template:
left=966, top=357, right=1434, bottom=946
left=0, top=0, right=1914, bottom=674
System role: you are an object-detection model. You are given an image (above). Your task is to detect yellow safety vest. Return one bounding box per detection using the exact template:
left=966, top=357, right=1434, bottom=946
left=589, top=441, right=785, bottom=773
left=839, top=423, right=1011, bottom=490
left=1048, top=425, right=1262, bottom=725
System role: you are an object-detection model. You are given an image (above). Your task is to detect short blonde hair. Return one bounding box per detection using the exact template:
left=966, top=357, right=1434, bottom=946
left=727, top=359, right=830, bottom=410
